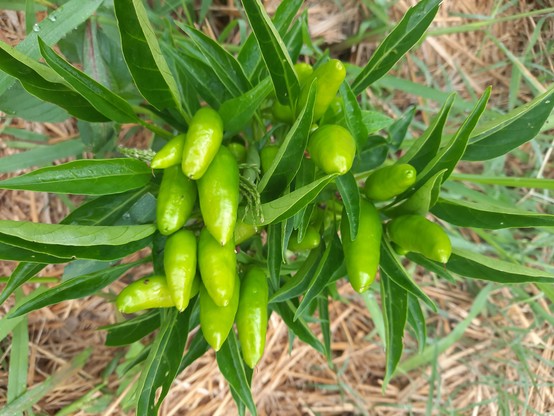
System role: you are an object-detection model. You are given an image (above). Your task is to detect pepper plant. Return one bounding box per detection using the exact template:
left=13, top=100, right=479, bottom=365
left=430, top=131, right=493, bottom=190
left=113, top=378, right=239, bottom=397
left=1, top=0, right=553, bottom=414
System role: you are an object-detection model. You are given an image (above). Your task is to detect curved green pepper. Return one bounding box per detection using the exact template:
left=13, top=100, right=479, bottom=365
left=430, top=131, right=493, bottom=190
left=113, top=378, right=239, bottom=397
left=228, top=142, right=247, bottom=163
left=182, top=107, right=224, bottom=180
left=340, top=199, right=382, bottom=293
left=156, top=165, right=197, bottom=236
left=200, top=276, right=240, bottom=351
left=234, top=221, right=258, bottom=245
left=387, top=215, right=451, bottom=263
left=294, top=62, right=314, bottom=85
left=260, top=144, right=279, bottom=174
left=164, top=229, right=197, bottom=311
left=151, top=133, right=186, bottom=169
left=308, top=124, right=356, bottom=175
left=364, top=164, right=417, bottom=201
left=297, top=59, right=346, bottom=121
left=198, top=227, right=236, bottom=307
left=236, top=267, right=268, bottom=368
left=116, top=275, right=174, bottom=314
left=197, top=146, right=239, bottom=245
left=288, top=226, right=321, bottom=251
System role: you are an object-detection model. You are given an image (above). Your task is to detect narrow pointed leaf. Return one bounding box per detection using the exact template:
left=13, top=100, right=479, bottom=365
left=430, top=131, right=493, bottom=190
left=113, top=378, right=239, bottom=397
left=0, top=159, right=152, bottom=195
left=352, top=0, right=442, bottom=94
left=102, top=310, right=161, bottom=347
left=336, top=172, right=360, bottom=240
left=273, top=301, right=325, bottom=354
left=407, top=295, right=427, bottom=353
left=339, top=82, right=368, bottom=147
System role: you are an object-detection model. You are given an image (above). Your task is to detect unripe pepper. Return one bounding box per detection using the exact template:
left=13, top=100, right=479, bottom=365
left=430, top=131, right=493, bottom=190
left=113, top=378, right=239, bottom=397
left=341, top=199, right=382, bottom=293
left=197, top=146, right=239, bottom=246
left=260, top=144, right=279, bottom=174
left=182, top=107, right=224, bottom=180
left=297, top=59, right=346, bottom=121
left=271, top=63, right=314, bottom=124
left=308, top=124, right=356, bottom=175
left=164, top=229, right=197, bottom=311
left=150, top=133, right=186, bottom=169
left=234, top=221, right=258, bottom=245
left=387, top=215, right=452, bottom=263
left=288, top=226, right=321, bottom=251
left=228, top=142, right=247, bottom=163
left=198, top=227, right=236, bottom=307
left=294, top=62, right=314, bottom=86
left=116, top=276, right=174, bottom=314
left=156, top=165, right=197, bottom=236
left=236, top=267, right=269, bottom=368
left=364, top=164, right=417, bottom=201
left=200, top=277, right=240, bottom=351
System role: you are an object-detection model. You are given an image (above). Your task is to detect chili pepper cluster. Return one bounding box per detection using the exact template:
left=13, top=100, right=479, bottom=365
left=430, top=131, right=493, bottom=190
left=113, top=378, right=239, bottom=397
left=115, top=59, right=453, bottom=370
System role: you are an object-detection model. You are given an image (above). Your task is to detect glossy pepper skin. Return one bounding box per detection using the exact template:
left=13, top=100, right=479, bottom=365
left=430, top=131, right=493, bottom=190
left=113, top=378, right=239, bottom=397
left=197, top=146, right=239, bottom=246
left=364, top=164, right=417, bottom=201
left=164, top=229, right=197, bottom=311
left=156, top=165, right=197, bottom=236
left=181, top=107, right=224, bottom=180
left=341, top=199, right=382, bottom=293
left=198, top=227, right=236, bottom=307
left=151, top=133, right=186, bottom=169
left=297, top=59, right=346, bottom=121
left=199, top=276, right=240, bottom=351
left=116, top=276, right=174, bottom=314
left=236, top=267, right=269, bottom=368
left=288, top=226, right=321, bottom=251
left=234, top=221, right=258, bottom=245
left=228, top=142, right=247, bottom=163
left=308, top=124, right=356, bottom=175
left=387, top=215, right=452, bottom=263
left=260, top=144, right=279, bottom=174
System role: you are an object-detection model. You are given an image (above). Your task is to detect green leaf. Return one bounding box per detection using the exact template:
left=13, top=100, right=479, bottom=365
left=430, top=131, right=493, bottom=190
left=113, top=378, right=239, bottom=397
left=238, top=0, right=303, bottom=79
left=38, top=38, right=139, bottom=123
left=0, top=159, right=152, bottom=195
left=406, top=253, right=456, bottom=282
left=216, top=331, right=257, bottom=416
left=318, top=293, right=332, bottom=364
left=351, top=0, right=442, bottom=94
left=380, top=240, right=437, bottom=312
left=336, top=172, right=360, bottom=240
left=135, top=307, right=192, bottom=416
left=407, top=295, right=427, bottom=354
left=431, top=197, right=554, bottom=229
left=102, top=310, right=161, bottom=347
left=0, top=242, right=70, bottom=264
left=449, top=174, right=554, bottom=190
left=384, top=169, right=447, bottom=217
left=267, top=223, right=284, bottom=290
left=258, top=81, right=316, bottom=200
left=114, top=0, right=182, bottom=113
left=339, top=82, right=368, bottom=147
left=0, top=41, right=109, bottom=122
left=380, top=265, right=408, bottom=389
left=177, top=24, right=251, bottom=97
left=351, top=135, right=388, bottom=173
left=0, top=0, right=104, bottom=96
left=463, top=85, right=554, bottom=161
left=273, top=300, right=325, bottom=354
left=251, top=174, right=338, bottom=226
left=219, top=78, right=273, bottom=135
left=269, top=247, right=322, bottom=303
left=9, top=261, right=144, bottom=318
left=415, top=87, right=491, bottom=187
left=398, top=94, right=455, bottom=172
left=445, top=249, right=554, bottom=284
left=177, top=331, right=210, bottom=373
left=362, top=111, right=394, bottom=135
left=388, top=105, right=416, bottom=150
left=7, top=289, right=28, bottom=410
left=240, top=0, right=300, bottom=106
left=0, top=221, right=155, bottom=247
left=294, top=234, right=344, bottom=320
left=0, top=140, right=84, bottom=174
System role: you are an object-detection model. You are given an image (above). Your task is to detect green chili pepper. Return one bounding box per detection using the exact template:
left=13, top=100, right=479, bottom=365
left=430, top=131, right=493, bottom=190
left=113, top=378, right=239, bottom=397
left=228, top=142, right=247, bottom=163
left=236, top=267, right=269, bottom=368
left=320, top=96, right=344, bottom=125
left=294, top=62, right=314, bottom=85
left=234, top=221, right=258, bottom=245
left=297, top=59, right=346, bottom=121
left=308, top=124, right=356, bottom=175
left=341, top=199, right=382, bottom=293
left=387, top=215, right=452, bottom=263
left=197, top=146, right=239, bottom=246
left=182, top=107, right=224, bottom=180
left=150, top=133, right=186, bottom=169
left=364, top=164, right=417, bottom=201
left=116, top=276, right=174, bottom=314
left=198, top=227, right=236, bottom=307
left=190, top=274, right=200, bottom=299
left=156, top=165, right=197, bottom=236
left=271, top=63, right=313, bottom=124
left=200, top=276, right=240, bottom=351
left=288, top=226, right=321, bottom=251
left=260, top=144, right=279, bottom=174
left=164, top=229, right=197, bottom=311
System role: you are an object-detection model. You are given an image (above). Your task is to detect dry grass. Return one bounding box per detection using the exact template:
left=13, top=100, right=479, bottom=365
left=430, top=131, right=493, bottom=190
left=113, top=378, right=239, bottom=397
left=1, top=1, right=554, bottom=415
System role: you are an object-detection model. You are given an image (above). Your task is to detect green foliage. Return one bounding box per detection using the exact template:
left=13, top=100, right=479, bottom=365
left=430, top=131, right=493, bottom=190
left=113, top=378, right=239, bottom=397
left=0, top=0, right=552, bottom=414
